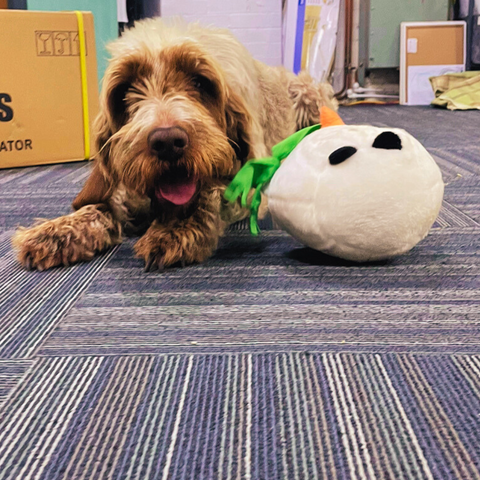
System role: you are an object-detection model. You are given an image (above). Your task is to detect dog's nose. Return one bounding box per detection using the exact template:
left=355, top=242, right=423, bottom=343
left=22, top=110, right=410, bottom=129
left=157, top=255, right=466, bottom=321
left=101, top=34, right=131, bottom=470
left=148, top=127, right=189, bottom=161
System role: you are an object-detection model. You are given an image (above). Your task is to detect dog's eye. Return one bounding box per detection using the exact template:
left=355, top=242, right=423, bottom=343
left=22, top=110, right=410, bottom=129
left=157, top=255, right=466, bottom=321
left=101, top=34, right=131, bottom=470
left=109, top=82, right=131, bottom=127
left=192, top=75, right=216, bottom=97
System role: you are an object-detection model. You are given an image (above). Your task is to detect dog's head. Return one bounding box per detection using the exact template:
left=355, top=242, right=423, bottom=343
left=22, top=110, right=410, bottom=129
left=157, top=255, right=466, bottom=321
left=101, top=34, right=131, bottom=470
left=78, top=24, right=254, bottom=209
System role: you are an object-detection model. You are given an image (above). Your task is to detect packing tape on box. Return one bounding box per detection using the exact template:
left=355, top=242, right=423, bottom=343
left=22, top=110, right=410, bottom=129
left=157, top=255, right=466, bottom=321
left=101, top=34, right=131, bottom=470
left=75, top=11, right=90, bottom=160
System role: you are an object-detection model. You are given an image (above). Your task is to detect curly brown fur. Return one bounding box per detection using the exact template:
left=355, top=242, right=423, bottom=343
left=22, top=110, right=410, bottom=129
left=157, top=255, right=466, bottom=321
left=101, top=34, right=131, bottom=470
left=288, top=71, right=338, bottom=128
left=12, top=18, right=337, bottom=272
left=12, top=205, right=122, bottom=271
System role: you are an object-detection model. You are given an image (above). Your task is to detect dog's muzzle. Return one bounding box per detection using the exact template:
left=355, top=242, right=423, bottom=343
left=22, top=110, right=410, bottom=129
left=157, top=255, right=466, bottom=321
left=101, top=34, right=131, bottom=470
left=148, top=127, right=197, bottom=206
left=148, top=127, right=189, bottom=162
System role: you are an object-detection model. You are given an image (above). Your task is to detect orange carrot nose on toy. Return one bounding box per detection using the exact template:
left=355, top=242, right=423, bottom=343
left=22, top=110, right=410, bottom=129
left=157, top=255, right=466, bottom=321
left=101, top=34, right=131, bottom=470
left=320, top=106, right=345, bottom=127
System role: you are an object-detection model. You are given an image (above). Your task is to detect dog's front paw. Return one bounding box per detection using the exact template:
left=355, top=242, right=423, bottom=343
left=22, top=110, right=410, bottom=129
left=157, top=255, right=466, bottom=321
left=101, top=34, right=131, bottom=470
left=134, top=225, right=216, bottom=272
left=134, top=230, right=186, bottom=272
left=12, top=222, right=88, bottom=271
left=11, top=206, right=119, bottom=271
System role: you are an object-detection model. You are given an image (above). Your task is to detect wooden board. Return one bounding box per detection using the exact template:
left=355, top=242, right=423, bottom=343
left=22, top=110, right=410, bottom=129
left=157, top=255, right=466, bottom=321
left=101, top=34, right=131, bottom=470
left=406, top=25, right=465, bottom=66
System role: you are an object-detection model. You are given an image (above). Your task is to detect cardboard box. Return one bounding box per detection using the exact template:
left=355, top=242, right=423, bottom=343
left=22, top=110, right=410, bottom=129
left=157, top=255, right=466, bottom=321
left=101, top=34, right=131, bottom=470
left=28, top=0, right=119, bottom=83
left=0, top=10, right=99, bottom=168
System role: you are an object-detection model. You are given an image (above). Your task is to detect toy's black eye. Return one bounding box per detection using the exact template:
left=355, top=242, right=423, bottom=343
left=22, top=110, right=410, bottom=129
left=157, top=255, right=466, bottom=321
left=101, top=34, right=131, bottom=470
left=372, top=131, right=402, bottom=150
left=329, top=146, right=357, bottom=165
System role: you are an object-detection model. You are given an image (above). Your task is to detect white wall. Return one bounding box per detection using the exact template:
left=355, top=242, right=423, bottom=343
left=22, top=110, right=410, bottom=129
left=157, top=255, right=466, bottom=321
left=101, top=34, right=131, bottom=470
left=161, top=0, right=283, bottom=66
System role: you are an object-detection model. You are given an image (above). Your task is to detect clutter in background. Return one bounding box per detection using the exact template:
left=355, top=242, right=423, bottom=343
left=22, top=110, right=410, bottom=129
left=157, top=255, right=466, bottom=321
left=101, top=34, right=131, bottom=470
left=0, top=10, right=99, bottom=168
left=283, top=0, right=402, bottom=104
left=430, top=71, right=480, bottom=109
left=283, top=0, right=480, bottom=107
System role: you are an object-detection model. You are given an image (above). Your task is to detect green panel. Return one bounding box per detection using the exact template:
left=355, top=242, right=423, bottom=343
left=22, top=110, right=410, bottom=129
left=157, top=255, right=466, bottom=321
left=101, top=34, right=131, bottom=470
left=27, top=0, right=118, bottom=85
left=369, top=0, right=449, bottom=68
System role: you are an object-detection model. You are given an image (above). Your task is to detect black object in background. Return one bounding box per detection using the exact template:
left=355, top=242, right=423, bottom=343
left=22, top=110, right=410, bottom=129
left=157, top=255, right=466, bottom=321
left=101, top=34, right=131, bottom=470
left=126, top=0, right=159, bottom=26
left=7, top=0, right=27, bottom=8
left=456, top=0, right=480, bottom=70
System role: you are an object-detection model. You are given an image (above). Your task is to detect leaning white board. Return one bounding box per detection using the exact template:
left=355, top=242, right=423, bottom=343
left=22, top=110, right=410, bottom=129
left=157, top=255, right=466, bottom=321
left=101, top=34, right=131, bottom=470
left=283, top=0, right=340, bottom=81
left=307, top=0, right=341, bottom=82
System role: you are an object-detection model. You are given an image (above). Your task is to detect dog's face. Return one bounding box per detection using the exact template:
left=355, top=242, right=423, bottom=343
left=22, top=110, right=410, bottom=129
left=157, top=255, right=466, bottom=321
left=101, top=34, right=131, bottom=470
left=96, top=42, right=252, bottom=207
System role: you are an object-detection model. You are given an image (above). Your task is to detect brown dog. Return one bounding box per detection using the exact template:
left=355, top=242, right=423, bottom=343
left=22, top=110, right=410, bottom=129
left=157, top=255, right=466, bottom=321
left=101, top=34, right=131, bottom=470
left=12, top=19, right=337, bottom=271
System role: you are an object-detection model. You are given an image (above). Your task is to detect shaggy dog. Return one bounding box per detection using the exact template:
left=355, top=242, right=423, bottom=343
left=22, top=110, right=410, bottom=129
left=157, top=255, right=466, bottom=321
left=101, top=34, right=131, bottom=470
left=12, top=19, right=337, bottom=272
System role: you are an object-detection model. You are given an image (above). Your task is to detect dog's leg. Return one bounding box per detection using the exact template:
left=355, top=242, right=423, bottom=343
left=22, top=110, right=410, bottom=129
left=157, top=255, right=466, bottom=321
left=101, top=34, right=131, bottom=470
left=287, top=71, right=338, bottom=129
left=12, top=204, right=122, bottom=271
left=135, top=188, right=225, bottom=272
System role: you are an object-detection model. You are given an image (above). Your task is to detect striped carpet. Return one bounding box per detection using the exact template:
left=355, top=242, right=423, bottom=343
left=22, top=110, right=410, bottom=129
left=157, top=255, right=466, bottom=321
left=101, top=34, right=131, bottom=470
left=0, top=105, right=479, bottom=479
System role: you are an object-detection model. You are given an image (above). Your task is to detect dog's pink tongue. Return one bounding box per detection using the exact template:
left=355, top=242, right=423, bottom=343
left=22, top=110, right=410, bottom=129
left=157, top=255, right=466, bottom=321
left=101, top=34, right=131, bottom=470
left=156, top=178, right=197, bottom=205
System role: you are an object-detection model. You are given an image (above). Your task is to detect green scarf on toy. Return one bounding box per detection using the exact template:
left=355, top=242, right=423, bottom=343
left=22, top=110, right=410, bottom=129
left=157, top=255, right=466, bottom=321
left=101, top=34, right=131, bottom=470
left=224, top=124, right=321, bottom=234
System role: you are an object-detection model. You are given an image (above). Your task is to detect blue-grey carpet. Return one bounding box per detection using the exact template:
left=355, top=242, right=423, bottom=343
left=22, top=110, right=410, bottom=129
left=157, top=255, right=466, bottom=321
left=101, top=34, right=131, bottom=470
left=0, top=106, right=479, bottom=479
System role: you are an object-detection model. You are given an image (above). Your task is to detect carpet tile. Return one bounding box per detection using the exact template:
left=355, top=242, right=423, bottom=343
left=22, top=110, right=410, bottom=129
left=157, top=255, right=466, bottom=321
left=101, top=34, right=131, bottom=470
left=0, top=239, right=119, bottom=358
left=0, top=354, right=479, bottom=479
left=0, top=359, right=34, bottom=407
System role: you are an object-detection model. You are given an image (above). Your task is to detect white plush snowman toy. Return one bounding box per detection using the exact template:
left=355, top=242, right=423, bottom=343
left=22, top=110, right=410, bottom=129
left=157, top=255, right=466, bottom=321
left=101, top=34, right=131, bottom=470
left=225, top=107, right=444, bottom=262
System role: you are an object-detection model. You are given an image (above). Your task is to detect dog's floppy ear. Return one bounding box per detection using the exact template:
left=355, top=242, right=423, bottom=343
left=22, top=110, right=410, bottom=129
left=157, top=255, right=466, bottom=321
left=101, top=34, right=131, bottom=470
left=224, top=89, right=255, bottom=162
left=72, top=61, right=131, bottom=210
left=72, top=111, right=115, bottom=210
left=72, top=162, right=112, bottom=210
left=72, top=110, right=117, bottom=210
